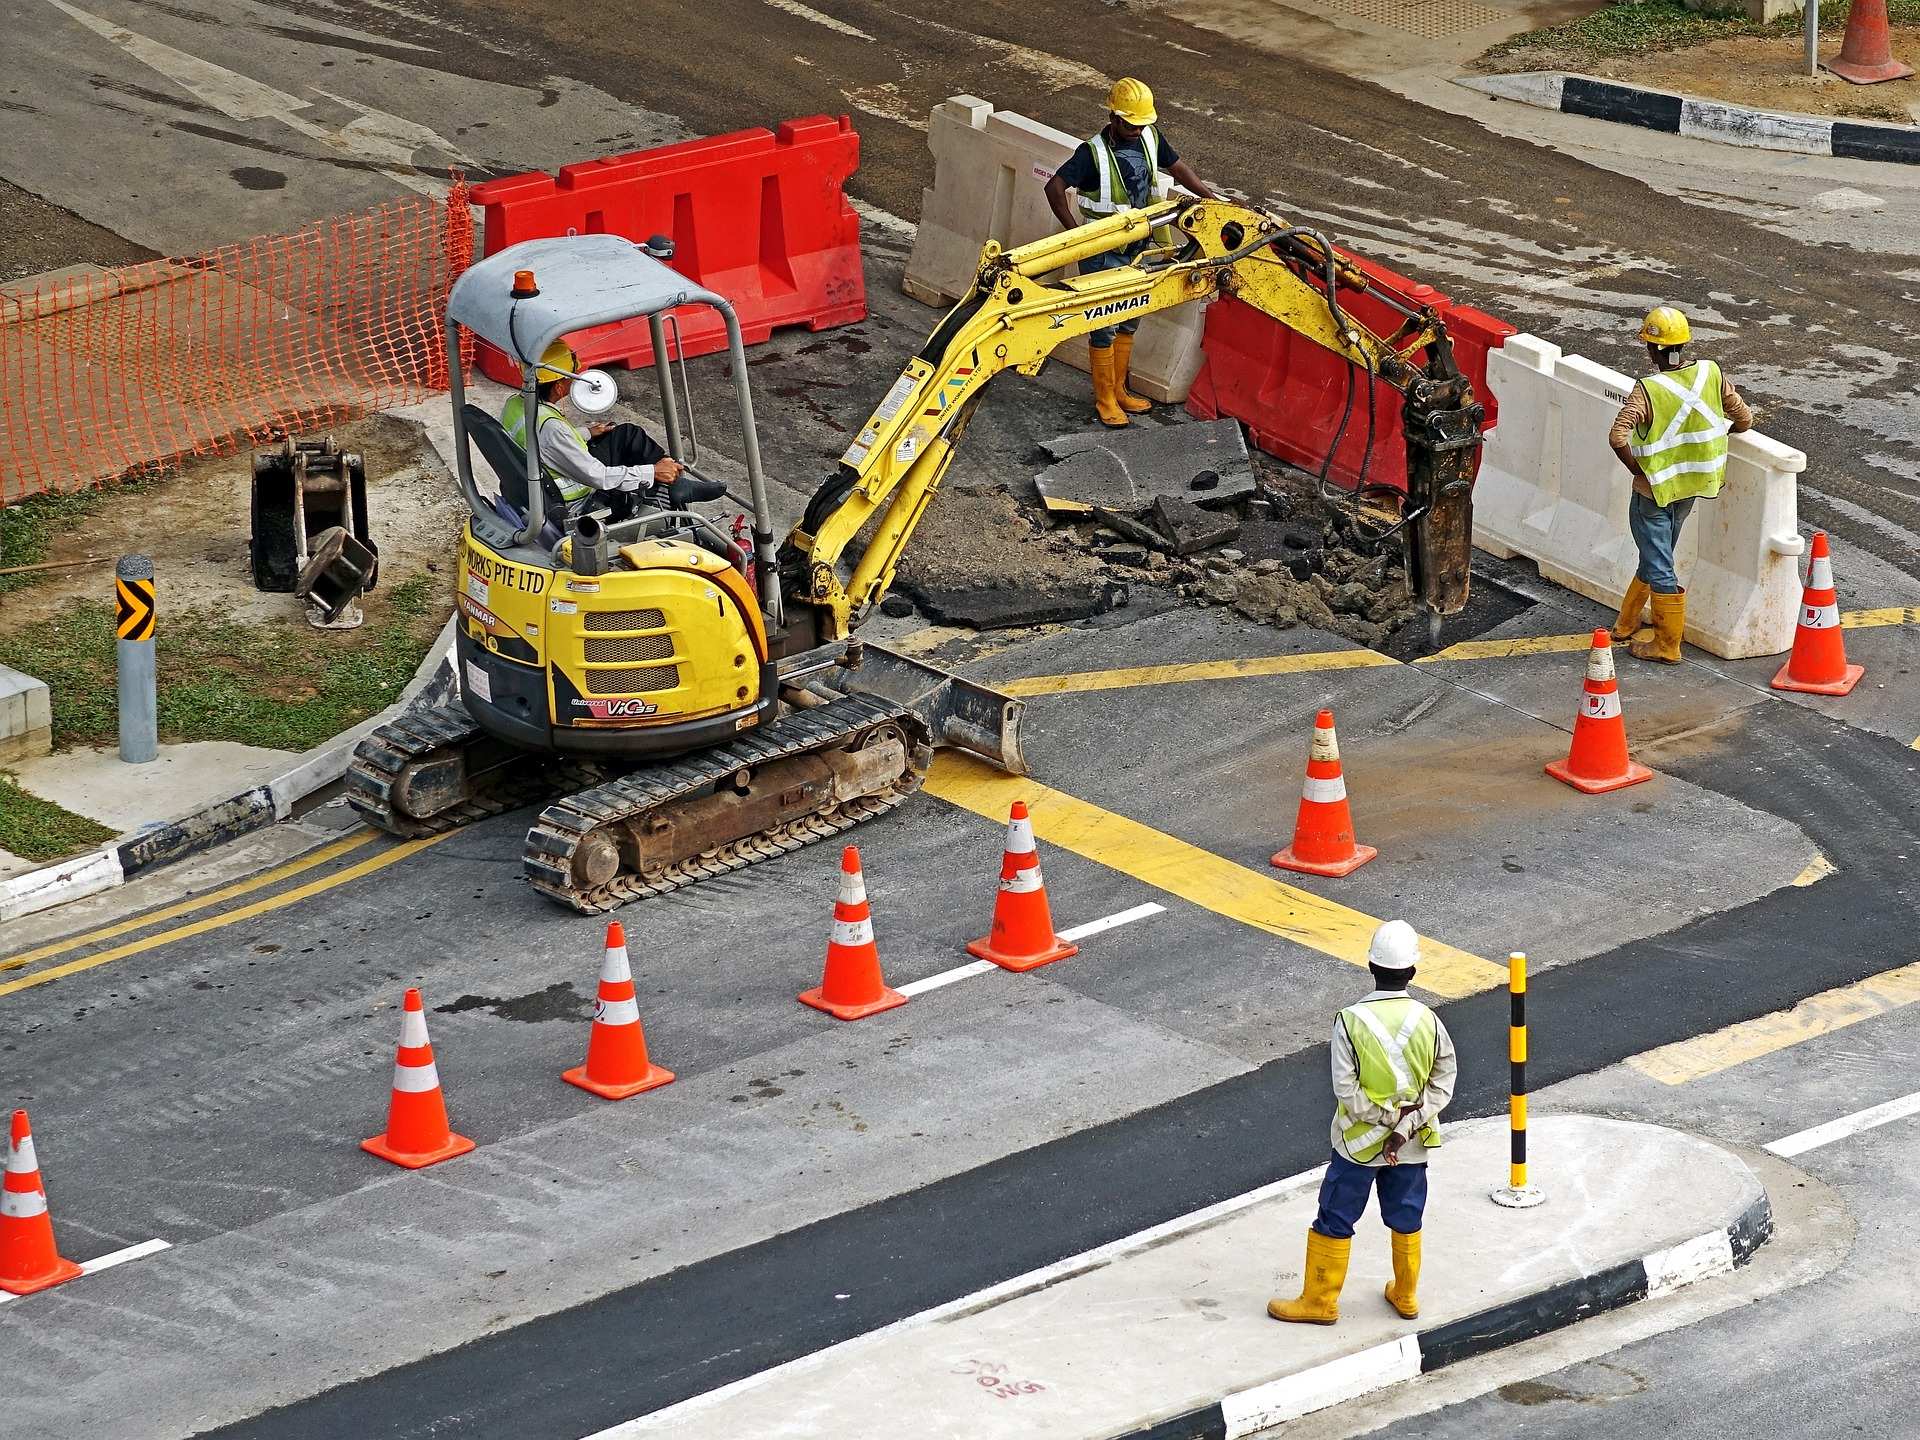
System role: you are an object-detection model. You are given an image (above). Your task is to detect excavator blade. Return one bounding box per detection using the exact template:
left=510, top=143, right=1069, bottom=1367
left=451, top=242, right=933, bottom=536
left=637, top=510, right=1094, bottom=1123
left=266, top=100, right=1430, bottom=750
left=834, top=643, right=1028, bottom=776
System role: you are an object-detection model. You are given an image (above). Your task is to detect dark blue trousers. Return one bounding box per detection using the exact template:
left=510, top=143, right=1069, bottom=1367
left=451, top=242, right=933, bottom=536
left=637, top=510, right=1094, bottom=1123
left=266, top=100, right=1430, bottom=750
left=1311, top=1149, right=1427, bottom=1238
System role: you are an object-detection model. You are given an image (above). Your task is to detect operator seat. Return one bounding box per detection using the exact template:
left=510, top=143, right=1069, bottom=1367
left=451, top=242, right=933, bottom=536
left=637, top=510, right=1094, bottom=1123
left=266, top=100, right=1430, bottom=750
left=463, top=404, right=574, bottom=527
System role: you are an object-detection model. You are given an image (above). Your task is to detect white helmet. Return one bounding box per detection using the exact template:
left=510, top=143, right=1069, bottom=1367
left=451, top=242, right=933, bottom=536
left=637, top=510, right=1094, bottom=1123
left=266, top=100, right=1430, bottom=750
left=1367, top=919, right=1420, bottom=974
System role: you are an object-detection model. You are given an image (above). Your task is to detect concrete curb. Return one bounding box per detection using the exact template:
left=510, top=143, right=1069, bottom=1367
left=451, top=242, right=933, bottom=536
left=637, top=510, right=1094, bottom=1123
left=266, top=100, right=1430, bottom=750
left=1124, top=1190, right=1773, bottom=1439
left=0, top=616, right=457, bottom=925
left=1461, top=71, right=1920, bottom=165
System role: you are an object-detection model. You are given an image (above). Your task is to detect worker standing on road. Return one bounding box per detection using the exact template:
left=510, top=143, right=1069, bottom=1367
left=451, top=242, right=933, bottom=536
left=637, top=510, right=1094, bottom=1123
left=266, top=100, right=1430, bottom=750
left=1043, top=78, right=1215, bottom=429
left=1608, top=306, right=1753, bottom=663
left=1270, top=920, right=1456, bottom=1327
left=502, top=341, right=705, bottom=520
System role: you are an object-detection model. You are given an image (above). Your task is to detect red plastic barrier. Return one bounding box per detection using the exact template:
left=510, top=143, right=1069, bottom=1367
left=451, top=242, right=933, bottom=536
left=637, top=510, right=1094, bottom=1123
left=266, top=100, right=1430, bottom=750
left=471, top=117, right=866, bottom=384
left=1186, top=254, right=1514, bottom=493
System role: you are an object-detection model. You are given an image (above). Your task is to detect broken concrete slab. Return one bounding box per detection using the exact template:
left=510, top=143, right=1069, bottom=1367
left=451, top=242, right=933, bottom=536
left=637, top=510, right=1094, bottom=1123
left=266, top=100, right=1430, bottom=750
left=1152, top=494, right=1240, bottom=556
left=1035, top=419, right=1254, bottom=515
left=897, top=577, right=1128, bottom=630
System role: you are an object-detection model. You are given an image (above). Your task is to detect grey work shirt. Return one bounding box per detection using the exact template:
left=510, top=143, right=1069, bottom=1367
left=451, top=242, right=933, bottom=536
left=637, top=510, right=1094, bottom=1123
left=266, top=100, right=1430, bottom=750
left=1328, top=988, right=1458, bottom=1168
left=535, top=413, right=656, bottom=494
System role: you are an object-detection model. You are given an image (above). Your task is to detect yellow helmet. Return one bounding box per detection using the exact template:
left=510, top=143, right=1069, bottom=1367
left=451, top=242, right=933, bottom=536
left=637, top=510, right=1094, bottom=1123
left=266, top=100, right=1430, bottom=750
left=1639, top=306, right=1691, bottom=348
left=534, top=341, right=576, bottom=384
left=1106, top=77, right=1157, bottom=127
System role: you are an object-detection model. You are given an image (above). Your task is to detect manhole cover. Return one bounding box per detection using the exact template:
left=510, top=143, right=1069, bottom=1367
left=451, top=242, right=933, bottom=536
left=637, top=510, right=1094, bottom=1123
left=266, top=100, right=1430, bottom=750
left=1311, top=0, right=1512, bottom=38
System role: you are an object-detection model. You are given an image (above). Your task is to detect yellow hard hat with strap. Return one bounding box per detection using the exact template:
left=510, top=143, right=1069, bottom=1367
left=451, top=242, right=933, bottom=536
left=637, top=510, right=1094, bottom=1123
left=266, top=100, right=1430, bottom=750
left=1106, top=77, right=1157, bottom=126
left=534, top=341, right=576, bottom=385
left=1639, top=306, right=1691, bottom=348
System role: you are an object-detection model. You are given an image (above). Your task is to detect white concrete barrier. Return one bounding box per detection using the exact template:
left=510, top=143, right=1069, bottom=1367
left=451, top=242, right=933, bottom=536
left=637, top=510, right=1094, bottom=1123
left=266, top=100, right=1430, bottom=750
left=1474, top=335, right=1806, bottom=659
left=902, top=95, right=1207, bottom=405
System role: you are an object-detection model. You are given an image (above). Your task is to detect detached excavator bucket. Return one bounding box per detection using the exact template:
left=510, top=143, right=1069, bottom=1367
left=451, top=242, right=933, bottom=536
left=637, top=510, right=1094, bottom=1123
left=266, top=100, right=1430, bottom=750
left=837, top=643, right=1027, bottom=776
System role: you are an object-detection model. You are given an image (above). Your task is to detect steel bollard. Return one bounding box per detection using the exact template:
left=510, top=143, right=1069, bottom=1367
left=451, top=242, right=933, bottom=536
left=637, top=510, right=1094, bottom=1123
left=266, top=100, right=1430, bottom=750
left=1490, top=951, right=1545, bottom=1208
left=115, top=554, right=157, bottom=764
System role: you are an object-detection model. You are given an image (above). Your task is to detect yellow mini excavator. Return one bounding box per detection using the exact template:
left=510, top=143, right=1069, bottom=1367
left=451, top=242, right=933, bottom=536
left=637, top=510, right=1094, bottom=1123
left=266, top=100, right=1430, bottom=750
left=346, top=198, right=1483, bottom=911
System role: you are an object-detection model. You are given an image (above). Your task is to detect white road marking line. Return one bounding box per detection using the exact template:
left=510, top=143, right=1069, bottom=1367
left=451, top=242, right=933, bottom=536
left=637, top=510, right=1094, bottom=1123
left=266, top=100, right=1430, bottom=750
left=897, top=960, right=996, bottom=997
left=1765, top=1090, right=1920, bottom=1158
left=586, top=1166, right=1325, bottom=1435
left=764, top=0, right=873, bottom=40
left=894, top=904, right=1166, bottom=998
left=0, top=1237, right=170, bottom=1305
left=1057, top=901, right=1165, bottom=942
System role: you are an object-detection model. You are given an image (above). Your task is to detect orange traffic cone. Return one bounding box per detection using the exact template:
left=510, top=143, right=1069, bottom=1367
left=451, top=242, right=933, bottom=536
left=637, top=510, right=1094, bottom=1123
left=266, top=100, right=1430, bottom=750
left=1828, top=0, right=1913, bottom=83
left=0, top=1109, right=83, bottom=1297
left=966, top=802, right=1079, bottom=972
left=800, top=847, right=908, bottom=1020
left=565, top=921, right=674, bottom=1099
left=1772, top=532, right=1865, bottom=696
left=1272, top=709, right=1377, bottom=877
left=361, top=988, right=476, bottom=1168
left=1546, top=630, right=1653, bottom=794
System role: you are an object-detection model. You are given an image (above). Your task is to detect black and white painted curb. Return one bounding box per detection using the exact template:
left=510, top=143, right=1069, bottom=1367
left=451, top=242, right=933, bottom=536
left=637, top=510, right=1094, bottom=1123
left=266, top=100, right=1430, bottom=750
left=1125, top=1191, right=1773, bottom=1440
left=1463, top=72, right=1920, bottom=165
left=0, top=619, right=457, bottom=925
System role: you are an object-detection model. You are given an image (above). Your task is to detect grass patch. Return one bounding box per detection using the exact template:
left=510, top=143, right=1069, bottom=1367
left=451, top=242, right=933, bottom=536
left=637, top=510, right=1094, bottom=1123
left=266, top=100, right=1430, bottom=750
left=0, top=773, right=117, bottom=861
left=1487, top=0, right=1920, bottom=62
left=0, top=482, right=146, bottom=595
left=0, top=575, right=442, bottom=753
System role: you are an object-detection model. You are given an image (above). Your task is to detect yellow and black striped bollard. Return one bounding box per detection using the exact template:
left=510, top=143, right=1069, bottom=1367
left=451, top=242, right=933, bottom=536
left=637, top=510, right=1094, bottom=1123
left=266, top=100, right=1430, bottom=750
left=115, top=554, right=157, bottom=764
left=1490, top=951, right=1545, bottom=1208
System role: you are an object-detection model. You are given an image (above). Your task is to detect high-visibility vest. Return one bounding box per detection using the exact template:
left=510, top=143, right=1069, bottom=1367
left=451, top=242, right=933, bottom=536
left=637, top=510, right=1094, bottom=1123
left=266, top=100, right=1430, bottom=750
left=1077, top=127, right=1163, bottom=221
left=1335, top=997, right=1444, bottom=1163
left=1628, top=359, right=1732, bottom=507
left=500, top=395, right=593, bottom=502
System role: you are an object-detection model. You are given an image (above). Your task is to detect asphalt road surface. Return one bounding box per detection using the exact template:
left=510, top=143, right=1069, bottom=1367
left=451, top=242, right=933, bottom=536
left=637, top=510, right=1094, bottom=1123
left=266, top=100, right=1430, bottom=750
left=3, top=1, right=1920, bottom=1436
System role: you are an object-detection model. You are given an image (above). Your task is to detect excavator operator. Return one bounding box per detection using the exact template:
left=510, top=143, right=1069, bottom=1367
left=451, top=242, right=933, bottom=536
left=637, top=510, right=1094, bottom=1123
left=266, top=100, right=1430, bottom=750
left=501, top=342, right=724, bottom=520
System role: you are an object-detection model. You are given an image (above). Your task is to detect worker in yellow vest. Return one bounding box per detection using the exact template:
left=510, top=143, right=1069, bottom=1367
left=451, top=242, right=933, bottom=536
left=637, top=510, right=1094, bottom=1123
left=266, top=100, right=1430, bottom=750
left=1608, top=306, right=1753, bottom=663
left=502, top=342, right=721, bottom=520
left=1270, top=920, right=1457, bottom=1326
left=1043, top=77, right=1215, bottom=429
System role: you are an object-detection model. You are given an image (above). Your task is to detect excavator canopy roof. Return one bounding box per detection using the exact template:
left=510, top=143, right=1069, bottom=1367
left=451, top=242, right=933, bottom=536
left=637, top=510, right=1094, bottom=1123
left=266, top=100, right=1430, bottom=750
left=447, top=235, right=732, bottom=374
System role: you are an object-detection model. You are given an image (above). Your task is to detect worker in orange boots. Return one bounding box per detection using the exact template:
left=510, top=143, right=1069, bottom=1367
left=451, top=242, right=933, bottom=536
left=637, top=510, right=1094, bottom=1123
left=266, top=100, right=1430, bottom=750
left=1043, top=78, right=1214, bottom=428
left=1608, top=306, right=1753, bottom=662
left=1270, top=921, right=1457, bottom=1327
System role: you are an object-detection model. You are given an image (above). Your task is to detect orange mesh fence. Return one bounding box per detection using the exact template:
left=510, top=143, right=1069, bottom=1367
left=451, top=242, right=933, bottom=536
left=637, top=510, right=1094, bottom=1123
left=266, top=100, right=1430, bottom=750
left=0, top=178, right=474, bottom=506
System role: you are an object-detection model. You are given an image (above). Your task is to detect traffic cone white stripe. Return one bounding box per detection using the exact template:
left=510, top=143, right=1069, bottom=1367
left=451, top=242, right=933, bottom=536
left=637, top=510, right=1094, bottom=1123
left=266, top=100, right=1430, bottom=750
left=594, top=996, right=641, bottom=1026
left=1586, top=644, right=1616, bottom=683
left=999, top=864, right=1044, bottom=894
left=600, top=945, right=633, bottom=985
left=1809, top=555, right=1833, bottom=590
left=1309, top=725, right=1339, bottom=762
left=1, top=1189, right=47, bottom=1219
left=1801, top=602, right=1840, bottom=630
left=1301, top=775, right=1348, bottom=804
left=5, top=1136, right=34, bottom=1175
left=400, top=1006, right=428, bottom=1048
left=1006, top=815, right=1036, bottom=853
left=830, top=916, right=875, bottom=946
left=391, top=1059, right=442, bottom=1093
left=837, top=870, right=868, bottom=906
left=1581, top=691, right=1623, bottom=721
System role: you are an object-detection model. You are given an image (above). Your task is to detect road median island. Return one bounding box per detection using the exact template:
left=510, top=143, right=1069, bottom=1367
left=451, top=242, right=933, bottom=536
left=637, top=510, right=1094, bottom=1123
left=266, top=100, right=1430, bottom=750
left=613, top=1115, right=1768, bottom=1440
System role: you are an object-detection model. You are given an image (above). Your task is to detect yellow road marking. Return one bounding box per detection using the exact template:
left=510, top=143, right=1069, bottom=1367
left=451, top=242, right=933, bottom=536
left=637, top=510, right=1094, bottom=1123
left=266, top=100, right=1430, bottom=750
left=924, top=754, right=1506, bottom=999
left=0, top=830, right=379, bottom=974
left=0, top=832, right=456, bottom=999
left=1628, top=959, right=1920, bottom=1086
left=1791, top=854, right=1836, bottom=888
left=1413, top=633, right=1596, bottom=663
left=1840, top=605, right=1920, bottom=630
left=1002, top=649, right=1397, bottom=697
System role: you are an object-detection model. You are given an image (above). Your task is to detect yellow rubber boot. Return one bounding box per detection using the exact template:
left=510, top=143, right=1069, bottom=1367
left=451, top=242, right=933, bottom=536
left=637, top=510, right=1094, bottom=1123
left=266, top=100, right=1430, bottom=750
left=1384, top=1229, right=1421, bottom=1319
left=1090, top=345, right=1130, bottom=429
left=1110, top=333, right=1152, bottom=415
left=1268, top=1230, right=1350, bottom=1325
left=1611, top=577, right=1651, bottom=643
left=1630, top=589, right=1685, bottom=663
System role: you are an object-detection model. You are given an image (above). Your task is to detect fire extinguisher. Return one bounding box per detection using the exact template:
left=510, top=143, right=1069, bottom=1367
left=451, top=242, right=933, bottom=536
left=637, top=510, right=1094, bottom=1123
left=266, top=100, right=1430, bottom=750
left=731, top=513, right=756, bottom=591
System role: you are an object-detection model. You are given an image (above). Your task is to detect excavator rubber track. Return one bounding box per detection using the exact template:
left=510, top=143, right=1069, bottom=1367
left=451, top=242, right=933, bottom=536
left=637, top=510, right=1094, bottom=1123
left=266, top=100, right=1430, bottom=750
left=523, top=694, right=931, bottom=914
left=344, top=702, right=598, bottom=838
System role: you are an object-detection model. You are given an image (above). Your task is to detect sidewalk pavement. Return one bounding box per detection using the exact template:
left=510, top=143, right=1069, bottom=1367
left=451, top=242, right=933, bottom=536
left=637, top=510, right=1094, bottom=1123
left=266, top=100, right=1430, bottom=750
left=608, top=1115, right=1769, bottom=1440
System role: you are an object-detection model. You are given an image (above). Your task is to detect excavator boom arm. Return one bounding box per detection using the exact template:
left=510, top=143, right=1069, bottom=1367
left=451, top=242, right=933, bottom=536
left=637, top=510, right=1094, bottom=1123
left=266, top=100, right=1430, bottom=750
left=778, top=200, right=1483, bottom=641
